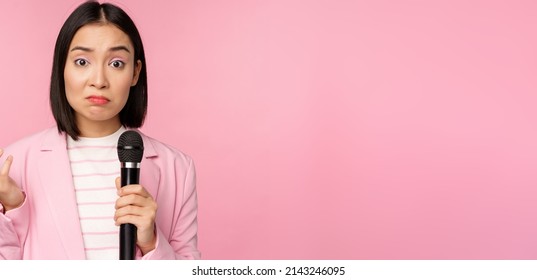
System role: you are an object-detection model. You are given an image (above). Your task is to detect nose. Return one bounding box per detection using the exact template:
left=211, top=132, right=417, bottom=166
left=89, top=66, right=109, bottom=89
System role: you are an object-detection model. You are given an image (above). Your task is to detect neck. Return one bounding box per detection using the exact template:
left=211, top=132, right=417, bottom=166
left=76, top=117, right=122, bottom=138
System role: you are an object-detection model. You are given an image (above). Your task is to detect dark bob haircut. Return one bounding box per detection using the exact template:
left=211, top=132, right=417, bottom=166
left=50, top=1, right=147, bottom=140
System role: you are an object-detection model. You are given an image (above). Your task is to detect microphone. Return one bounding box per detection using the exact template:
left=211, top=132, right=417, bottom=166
left=117, top=130, right=144, bottom=260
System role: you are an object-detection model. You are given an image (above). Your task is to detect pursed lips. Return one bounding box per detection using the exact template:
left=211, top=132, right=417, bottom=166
left=86, top=95, right=110, bottom=105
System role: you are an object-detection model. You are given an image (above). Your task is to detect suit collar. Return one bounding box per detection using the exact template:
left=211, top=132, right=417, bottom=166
left=40, top=127, right=65, bottom=151
left=132, top=129, right=158, bottom=159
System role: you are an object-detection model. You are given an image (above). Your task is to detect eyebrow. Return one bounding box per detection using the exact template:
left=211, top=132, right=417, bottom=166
left=70, top=45, right=131, bottom=53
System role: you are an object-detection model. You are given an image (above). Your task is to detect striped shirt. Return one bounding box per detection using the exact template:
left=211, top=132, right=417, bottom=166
left=67, top=126, right=126, bottom=260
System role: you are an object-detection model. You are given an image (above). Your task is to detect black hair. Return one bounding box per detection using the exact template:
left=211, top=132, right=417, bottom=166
left=50, top=0, right=147, bottom=140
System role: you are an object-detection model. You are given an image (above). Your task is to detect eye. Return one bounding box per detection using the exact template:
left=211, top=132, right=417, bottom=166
left=74, top=58, right=88, bottom=66
left=110, top=60, right=125, bottom=68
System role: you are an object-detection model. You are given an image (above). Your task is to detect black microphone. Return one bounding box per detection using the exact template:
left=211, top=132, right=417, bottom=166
left=117, top=130, right=144, bottom=260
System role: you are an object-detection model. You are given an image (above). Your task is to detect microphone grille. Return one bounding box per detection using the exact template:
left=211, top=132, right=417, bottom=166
left=117, top=131, right=144, bottom=163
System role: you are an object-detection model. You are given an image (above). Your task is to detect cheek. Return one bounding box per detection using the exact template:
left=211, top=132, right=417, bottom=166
left=113, top=72, right=136, bottom=97
left=118, top=76, right=134, bottom=90
left=64, top=67, right=84, bottom=94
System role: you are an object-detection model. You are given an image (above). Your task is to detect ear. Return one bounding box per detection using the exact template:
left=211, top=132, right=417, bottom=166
left=131, top=59, right=142, bottom=86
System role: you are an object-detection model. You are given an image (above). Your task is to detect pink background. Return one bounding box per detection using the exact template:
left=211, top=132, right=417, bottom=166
left=1, top=0, right=537, bottom=259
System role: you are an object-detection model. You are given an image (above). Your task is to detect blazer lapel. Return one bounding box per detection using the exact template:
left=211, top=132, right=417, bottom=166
left=38, top=129, right=85, bottom=259
left=139, top=132, right=161, bottom=200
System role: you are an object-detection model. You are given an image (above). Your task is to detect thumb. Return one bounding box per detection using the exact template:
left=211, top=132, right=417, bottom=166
left=1, top=155, right=13, bottom=177
left=115, top=177, right=122, bottom=192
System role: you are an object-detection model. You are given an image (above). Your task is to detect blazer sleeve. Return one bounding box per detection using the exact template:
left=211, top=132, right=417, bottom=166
left=139, top=156, right=200, bottom=260
left=0, top=198, right=30, bottom=259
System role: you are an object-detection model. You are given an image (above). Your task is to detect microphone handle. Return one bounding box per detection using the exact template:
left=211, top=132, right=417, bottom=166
left=120, top=166, right=140, bottom=260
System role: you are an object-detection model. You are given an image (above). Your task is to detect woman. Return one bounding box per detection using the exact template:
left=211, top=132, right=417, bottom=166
left=0, top=1, right=199, bottom=260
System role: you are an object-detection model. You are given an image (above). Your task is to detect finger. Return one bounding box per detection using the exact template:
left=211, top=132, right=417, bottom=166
left=1, top=155, right=13, bottom=176
left=115, top=214, right=139, bottom=227
left=120, top=184, right=152, bottom=198
left=115, top=214, right=154, bottom=228
left=0, top=148, right=3, bottom=157
left=115, top=205, right=150, bottom=220
left=115, top=193, right=154, bottom=209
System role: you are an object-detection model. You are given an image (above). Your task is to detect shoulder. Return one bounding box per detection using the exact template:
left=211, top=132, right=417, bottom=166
left=4, top=127, right=62, bottom=155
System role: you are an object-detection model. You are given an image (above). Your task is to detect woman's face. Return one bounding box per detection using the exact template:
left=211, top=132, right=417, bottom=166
left=64, top=23, right=141, bottom=134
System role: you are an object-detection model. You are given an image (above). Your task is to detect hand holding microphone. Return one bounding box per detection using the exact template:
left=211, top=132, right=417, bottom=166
left=116, top=131, right=157, bottom=259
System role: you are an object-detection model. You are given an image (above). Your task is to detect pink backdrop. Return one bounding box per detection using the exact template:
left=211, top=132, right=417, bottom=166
left=1, top=0, right=537, bottom=259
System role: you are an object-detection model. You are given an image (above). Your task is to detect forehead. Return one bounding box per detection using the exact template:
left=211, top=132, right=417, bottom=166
left=69, top=23, right=133, bottom=50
